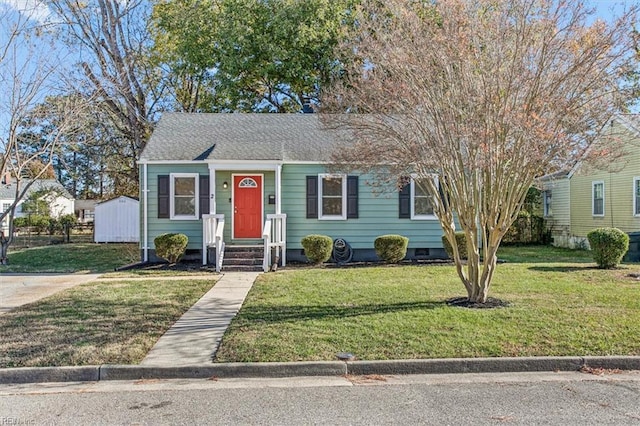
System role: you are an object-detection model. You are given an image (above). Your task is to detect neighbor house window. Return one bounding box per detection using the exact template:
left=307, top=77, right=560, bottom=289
left=318, top=174, right=346, bottom=220
left=592, top=181, right=604, bottom=217
left=634, top=177, right=640, bottom=216
left=2, top=203, right=10, bottom=213
left=411, top=176, right=438, bottom=220
left=543, top=190, right=552, bottom=217
left=170, top=173, right=199, bottom=220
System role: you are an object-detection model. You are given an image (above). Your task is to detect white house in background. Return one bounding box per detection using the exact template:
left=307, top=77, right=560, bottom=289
left=74, top=199, right=97, bottom=224
left=0, top=174, right=74, bottom=232
left=94, top=196, right=140, bottom=243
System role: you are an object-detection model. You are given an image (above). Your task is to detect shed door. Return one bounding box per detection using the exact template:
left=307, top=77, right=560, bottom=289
left=233, top=175, right=263, bottom=238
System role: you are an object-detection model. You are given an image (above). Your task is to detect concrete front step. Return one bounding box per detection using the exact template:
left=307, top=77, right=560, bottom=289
left=223, top=264, right=264, bottom=272
left=224, top=258, right=262, bottom=266
left=222, top=245, right=263, bottom=271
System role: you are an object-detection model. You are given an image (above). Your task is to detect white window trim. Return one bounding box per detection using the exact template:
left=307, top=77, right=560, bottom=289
left=543, top=190, right=552, bottom=217
left=592, top=180, right=605, bottom=217
left=634, top=177, right=640, bottom=217
left=411, top=175, right=438, bottom=220
left=170, top=173, right=199, bottom=220
left=318, top=173, right=347, bottom=220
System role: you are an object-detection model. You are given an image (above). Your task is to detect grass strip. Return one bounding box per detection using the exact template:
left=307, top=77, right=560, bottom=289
left=215, top=246, right=640, bottom=362
left=0, top=278, right=216, bottom=367
left=2, top=243, right=139, bottom=273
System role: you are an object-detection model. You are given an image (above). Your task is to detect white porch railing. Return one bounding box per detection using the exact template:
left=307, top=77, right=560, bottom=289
left=202, top=214, right=225, bottom=272
left=262, top=213, right=287, bottom=272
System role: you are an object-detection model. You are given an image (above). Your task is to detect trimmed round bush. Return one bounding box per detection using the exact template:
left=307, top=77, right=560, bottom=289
left=587, top=227, right=629, bottom=269
left=442, top=232, right=467, bottom=260
left=301, top=234, right=333, bottom=264
left=374, top=234, right=409, bottom=263
left=154, top=233, right=189, bottom=263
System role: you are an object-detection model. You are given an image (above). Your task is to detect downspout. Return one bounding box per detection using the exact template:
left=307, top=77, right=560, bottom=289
left=209, top=163, right=216, bottom=214
left=276, top=164, right=282, bottom=215
left=143, top=162, right=149, bottom=262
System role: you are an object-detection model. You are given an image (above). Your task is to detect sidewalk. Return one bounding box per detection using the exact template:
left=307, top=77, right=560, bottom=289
left=141, top=271, right=260, bottom=366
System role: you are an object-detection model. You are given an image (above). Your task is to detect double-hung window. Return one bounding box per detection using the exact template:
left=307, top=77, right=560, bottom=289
left=411, top=176, right=438, bottom=220
left=634, top=177, right=640, bottom=216
left=543, top=190, right=552, bottom=217
left=592, top=181, right=604, bottom=217
left=170, top=173, right=199, bottom=220
left=319, top=174, right=346, bottom=220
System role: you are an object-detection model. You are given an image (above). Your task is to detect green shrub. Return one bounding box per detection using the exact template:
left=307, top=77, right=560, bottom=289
left=154, top=233, right=189, bottom=263
left=587, top=227, right=629, bottom=269
left=13, top=217, right=28, bottom=228
left=374, top=234, right=408, bottom=263
left=59, top=214, right=78, bottom=227
left=15, top=214, right=51, bottom=234
left=442, top=232, right=467, bottom=260
left=301, top=234, right=333, bottom=264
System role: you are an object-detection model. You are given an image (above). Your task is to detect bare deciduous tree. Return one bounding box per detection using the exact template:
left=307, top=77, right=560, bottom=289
left=48, top=0, right=160, bottom=196
left=323, top=0, right=638, bottom=303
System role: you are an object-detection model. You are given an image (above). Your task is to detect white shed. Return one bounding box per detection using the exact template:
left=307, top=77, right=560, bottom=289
left=94, top=196, right=140, bottom=243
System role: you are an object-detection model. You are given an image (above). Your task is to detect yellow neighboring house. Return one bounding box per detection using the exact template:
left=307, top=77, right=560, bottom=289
left=541, top=114, right=640, bottom=251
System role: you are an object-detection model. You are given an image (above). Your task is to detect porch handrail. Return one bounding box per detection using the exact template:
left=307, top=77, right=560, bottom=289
left=262, top=220, right=271, bottom=272
left=263, top=213, right=287, bottom=272
left=202, top=214, right=225, bottom=271
left=214, top=216, right=225, bottom=272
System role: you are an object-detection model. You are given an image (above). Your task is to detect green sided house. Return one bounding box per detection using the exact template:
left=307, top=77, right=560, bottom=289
left=138, top=113, right=447, bottom=271
left=540, top=114, right=640, bottom=252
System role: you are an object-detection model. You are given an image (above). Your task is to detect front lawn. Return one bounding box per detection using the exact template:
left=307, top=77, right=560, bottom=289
left=215, top=246, right=640, bottom=362
left=2, top=243, right=139, bottom=273
left=0, top=278, right=216, bottom=367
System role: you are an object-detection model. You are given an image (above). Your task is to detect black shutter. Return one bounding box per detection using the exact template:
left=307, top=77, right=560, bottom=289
left=399, top=183, right=411, bottom=218
left=347, top=175, right=358, bottom=219
left=199, top=175, right=210, bottom=217
left=306, top=175, right=318, bottom=218
left=158, top=175, right=170, bottom=218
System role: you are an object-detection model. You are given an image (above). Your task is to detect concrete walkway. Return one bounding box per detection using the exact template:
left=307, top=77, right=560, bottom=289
left=0, top=273, right=101, bottom=314
left=141, top=271, right=260, bottom=366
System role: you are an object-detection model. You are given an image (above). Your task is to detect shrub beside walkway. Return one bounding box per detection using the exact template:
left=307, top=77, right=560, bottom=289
left=141, top=272, right=260, bottom=366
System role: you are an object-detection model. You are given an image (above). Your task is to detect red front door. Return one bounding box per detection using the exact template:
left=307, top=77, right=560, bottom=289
left=233, top=175, right=263, bottom=238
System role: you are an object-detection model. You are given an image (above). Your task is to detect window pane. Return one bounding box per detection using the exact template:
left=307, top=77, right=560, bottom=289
left=593, top=183, right=603, bottom=199
left=415, top=196, right=434, bottom=215
left=323, top=178, right=342, bottom=196
left=175, top=196, right=195, bottom=215
left=594, top=199, right=603, bottom=215
left=175, top=177, right=195, bottom=196
left=322, top=198, right=342, bottom=216
left=414, top=182, right=428, bottom=197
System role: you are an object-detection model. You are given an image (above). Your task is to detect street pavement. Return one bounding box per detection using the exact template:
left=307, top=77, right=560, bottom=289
left=0, top=273, right=101, bottom=314
left=1, top=371, right=639, bottom=425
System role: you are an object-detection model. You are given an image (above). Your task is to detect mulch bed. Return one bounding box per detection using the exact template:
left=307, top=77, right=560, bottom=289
left=116, top=261, right=218, bottom=273
left=446, top=296, right=510, bottom=309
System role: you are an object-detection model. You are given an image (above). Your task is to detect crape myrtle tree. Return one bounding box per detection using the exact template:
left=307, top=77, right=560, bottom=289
left=322, top=0, right=638, bottom=303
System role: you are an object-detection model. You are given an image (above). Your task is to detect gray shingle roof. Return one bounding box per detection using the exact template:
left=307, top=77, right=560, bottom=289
left=0, top=179, right=72, bottom=200
left=140, top=113, right=350, bottom=162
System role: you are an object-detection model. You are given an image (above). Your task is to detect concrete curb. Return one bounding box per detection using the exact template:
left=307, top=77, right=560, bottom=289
left=1, top=356, right=639, bottom=385
left=0, top=366, right=99, bottom=384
